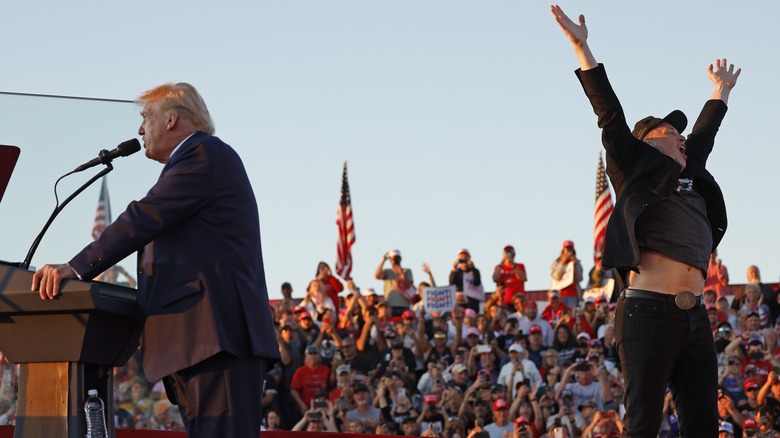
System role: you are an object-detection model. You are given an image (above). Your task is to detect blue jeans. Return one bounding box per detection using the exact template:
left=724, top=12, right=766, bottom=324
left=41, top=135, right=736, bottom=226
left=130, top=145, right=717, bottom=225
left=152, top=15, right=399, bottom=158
left=615, top=291, right=718, bottom=437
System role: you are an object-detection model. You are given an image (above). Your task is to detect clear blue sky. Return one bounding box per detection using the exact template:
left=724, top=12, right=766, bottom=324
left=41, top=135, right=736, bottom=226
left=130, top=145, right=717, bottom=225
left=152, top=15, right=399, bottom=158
left=0, top=2, right=776, bottom=300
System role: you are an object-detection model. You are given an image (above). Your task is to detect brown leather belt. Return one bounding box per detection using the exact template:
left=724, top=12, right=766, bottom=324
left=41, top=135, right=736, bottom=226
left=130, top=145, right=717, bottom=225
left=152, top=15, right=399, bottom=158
left=622, top=288, right=702, bottom=310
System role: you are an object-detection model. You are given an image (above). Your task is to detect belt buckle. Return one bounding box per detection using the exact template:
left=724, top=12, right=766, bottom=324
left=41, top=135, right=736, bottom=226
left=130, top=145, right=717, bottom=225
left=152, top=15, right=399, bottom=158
left=674, top=290, right=697, bottom=310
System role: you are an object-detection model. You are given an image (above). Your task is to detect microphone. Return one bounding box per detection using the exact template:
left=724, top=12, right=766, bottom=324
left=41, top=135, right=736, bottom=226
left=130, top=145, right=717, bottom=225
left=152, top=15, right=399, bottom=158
left=73, top=139, right=141, bottom=173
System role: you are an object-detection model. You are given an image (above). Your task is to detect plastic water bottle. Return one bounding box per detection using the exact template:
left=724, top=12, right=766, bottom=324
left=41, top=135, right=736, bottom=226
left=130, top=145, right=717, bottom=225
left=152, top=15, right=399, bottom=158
left=84, top=389, right=108, bottom=438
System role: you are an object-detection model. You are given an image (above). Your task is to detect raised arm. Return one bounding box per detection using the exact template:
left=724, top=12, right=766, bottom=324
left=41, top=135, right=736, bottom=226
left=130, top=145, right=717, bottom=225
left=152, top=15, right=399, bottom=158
left=707, top=58, right=741, bottom=104
left=550, top=5, right=598, bottom=71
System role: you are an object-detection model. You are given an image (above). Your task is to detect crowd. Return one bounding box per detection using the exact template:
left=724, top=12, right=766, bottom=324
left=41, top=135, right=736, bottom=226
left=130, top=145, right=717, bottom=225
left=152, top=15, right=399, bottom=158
left=0, top=244, right=776, bottom=437
left=264, top=245, right=779, bottom=437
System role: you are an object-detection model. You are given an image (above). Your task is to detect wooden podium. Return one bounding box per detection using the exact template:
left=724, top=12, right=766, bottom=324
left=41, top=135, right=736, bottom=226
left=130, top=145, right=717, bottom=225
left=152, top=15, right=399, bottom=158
left=0, top=264, right=141, bottom=438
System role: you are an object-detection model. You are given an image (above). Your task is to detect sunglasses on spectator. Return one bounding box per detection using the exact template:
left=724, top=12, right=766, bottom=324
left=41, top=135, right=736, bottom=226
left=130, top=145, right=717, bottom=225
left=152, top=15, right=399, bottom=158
left=434, top=334, right=447, bottom=339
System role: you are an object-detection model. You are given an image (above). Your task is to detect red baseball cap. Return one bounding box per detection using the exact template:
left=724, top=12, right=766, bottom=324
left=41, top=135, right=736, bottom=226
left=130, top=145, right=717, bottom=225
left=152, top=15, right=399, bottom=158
left=562, top=240, right=575, bottom=249
left=529, top=324, right=543, bottom=335
left=298, top=310, right=312, bottom=320
left=514, top=416, right=530, bottom=426
left=744, top=377, right=759, bottom=391
left=743, top=418, right=758, bottom=429
left=402, top=309, right=416, bottom=319
left=423, top=393, right=440, bottom=404
left=493, top=398, right=509, bottom=410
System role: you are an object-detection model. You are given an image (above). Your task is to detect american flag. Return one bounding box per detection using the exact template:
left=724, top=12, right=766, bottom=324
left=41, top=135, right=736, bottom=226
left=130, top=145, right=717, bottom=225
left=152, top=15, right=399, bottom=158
left=335, top=162, right=356, bottom=279
left=92, top=177, right=112, bottom=240
left=593, top=152, right=613, bottom=262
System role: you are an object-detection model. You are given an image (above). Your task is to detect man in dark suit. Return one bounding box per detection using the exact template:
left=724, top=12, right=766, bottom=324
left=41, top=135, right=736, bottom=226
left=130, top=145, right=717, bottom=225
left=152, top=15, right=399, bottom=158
left=32, top=82, right=279, bottom=437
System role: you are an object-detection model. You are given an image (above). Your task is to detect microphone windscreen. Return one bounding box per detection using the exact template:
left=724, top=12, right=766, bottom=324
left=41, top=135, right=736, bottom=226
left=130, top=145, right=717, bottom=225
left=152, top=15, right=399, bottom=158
left=117, top=139, right=141, bottom=156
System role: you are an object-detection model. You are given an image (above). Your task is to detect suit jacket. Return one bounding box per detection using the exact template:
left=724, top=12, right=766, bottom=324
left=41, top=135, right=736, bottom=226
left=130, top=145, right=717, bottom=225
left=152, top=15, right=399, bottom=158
left=575, top=64, right=728, bottom=278
left=70, top=132, right=280, bottom=381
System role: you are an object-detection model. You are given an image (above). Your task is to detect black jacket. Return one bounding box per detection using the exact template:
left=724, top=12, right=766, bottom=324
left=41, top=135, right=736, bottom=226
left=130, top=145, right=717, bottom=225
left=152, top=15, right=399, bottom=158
left=575, top=64, right=728, bottom=279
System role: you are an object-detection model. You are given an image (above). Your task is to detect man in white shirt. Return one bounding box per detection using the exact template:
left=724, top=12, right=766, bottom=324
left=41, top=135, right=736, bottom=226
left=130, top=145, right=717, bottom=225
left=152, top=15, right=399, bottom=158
left=497, top=344, right=542, bottom=399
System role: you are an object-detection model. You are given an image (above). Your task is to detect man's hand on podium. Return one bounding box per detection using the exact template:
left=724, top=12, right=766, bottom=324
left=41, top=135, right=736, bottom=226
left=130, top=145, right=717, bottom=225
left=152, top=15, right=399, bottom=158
left=31, top=264, right=77, bottom=300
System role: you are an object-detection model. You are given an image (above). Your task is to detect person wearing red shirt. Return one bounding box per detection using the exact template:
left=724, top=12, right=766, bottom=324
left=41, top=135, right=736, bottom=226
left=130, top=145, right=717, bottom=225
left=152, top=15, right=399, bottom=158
left=290, top=345, right=331, bottom=414
left=542, top=290, right=572, bottom=327
left=493, top=245, right=528, bottom=308
left=316, top=262, right=344, bottom=311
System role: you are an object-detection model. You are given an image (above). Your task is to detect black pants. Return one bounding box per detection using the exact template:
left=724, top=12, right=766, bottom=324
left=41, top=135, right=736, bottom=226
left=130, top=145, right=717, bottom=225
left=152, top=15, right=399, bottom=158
left=164, top=352, right=267, bottom=438
left=616, top=291, right=717, bottom=437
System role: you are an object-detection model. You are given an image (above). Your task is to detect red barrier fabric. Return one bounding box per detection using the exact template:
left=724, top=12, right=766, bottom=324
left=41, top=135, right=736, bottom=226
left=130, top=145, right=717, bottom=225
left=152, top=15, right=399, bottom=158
left=0, top=426, right=385, bottom=438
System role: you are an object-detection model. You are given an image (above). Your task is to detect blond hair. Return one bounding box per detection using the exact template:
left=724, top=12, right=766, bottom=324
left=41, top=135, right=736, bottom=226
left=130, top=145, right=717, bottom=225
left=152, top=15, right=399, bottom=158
left=138, top=83, right=214, bottom=135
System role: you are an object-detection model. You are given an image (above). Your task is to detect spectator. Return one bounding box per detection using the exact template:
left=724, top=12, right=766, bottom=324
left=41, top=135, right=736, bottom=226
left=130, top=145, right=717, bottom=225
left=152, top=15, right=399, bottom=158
left=546, top=390, right=584, bottom=437
left=720, top=356, right=747, bottom=404
left=739, top=285, right=771, bottom=329
left=316, top=261, right=345, bottom=311
left=375, top=249, right=416, bottom=316
left=513, top=416, right=535, bottom=438
left=550, top=240, right=584, bottom=309
left=706, top=250, right=730, bottom=298
left=756, top=371, right=780, bottom=432
left=524, top=324, right=548, bottom=369
left=748, top=266, right=780, bottom=321
left=273, top=282, right=296, bottom=318
left=290, top=345, right=330, bottom=414
left=742, top=378, right=761, bottom=418
left=346, top=383, right=381, bottom=430
left=400, top=415, right=420, bottom=436
left=483, top=398, right=513, bottom=438
left=300, top=279, right=337, bottom=324
left=296, top=309, right=321, bottom=346
left=276, top=323, right=305, bottom=427
left=497, top=344, right=542, bottom=399
left=329, top=364, right=353, bottom=403
left=450, top=248, right=485, bottom=312
left=718, top=389, right=746, bottom=436
left=542, top=291, right=572, bottom=327
left=354, top=307, right=388, bottom=378
left=719, top=420, right=736, bottom=437
left=292, top=406, right=338, bottom=433
left=583, top=408, right=622, bottom=438
left=582, top=257, right=616, bottom=302
left=742, top=417, right=759, bottom=437
left=418, top=393, right=446, bottom=435
left=755, top=406, right=779, bottom=437
left=421, top=323, right=457, bottom=367
left=492, top=245, right=528, bottom=309
left=518, top=301, right=554, bottom=348
left=551, top=324, right=578, bottom=365
left=263, top=408, right=281, bottom=431
left=555, top=361, right=612, bottom=412
left=151, top=399, right=185, bottom=431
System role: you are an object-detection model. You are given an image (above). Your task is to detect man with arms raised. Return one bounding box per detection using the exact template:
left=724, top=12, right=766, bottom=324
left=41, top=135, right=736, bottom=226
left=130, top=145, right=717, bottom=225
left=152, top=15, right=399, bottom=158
left=552, top=5, right=740, bottom=436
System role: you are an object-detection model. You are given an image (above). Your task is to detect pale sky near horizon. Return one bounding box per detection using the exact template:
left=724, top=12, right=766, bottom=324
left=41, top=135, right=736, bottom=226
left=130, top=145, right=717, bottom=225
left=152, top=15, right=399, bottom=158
left=0, top=2, right=777, bottom=300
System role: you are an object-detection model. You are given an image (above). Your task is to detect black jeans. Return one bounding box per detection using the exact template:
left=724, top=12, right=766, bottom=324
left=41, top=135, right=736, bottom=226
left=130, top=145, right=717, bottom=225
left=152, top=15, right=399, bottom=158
left=616, top=291, right=718, bottom=437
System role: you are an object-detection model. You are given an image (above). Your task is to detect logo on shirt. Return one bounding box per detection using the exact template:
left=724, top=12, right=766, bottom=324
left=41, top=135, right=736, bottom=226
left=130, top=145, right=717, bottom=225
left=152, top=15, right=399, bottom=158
left=677, top=178, right=693, bottom=192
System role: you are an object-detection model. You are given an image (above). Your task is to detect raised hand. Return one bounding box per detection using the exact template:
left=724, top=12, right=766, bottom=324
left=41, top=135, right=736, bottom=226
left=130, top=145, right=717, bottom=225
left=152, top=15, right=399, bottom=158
left=708, top=58, right=741, bottom=103
left=551, top=5, right=588, bottom=47
left=708, top=58, right=741, bottom=89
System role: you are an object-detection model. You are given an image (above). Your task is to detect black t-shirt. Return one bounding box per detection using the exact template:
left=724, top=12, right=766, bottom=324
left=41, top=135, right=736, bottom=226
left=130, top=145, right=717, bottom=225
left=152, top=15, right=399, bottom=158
left=426, top=347, right=454, bottom=367
left=635, top=187, right=712, bottom=276
left=351, top=344, right=383, bottom=374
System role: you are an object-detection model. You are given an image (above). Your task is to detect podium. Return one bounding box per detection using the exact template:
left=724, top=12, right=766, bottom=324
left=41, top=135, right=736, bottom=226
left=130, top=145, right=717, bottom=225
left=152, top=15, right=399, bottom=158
left=0, top=264, right=141, bottom=438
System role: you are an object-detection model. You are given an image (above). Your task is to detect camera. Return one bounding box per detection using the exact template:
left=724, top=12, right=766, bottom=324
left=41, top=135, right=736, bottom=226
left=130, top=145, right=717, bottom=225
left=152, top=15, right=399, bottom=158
left=313, top=401, right=328, bottom=409
left=307, top=412, right=323, bottom=421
